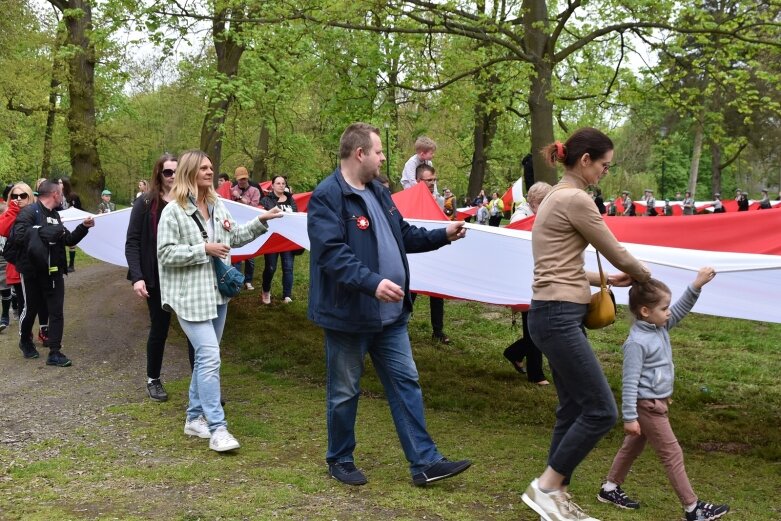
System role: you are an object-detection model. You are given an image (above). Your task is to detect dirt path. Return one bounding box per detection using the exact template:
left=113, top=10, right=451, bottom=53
left=0, top=263, right=192, bottom=446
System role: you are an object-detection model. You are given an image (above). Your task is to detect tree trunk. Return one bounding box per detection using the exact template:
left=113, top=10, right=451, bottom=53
left=523, top=0, right=556, bottom=185
left=467, top=86, right=500, bottom=198
left=710, top=140, right=721, bottom=196
left=199, top=11, right=245, bottom=177
left=688, top=119, right=704, bottom=196
left=251, top=120, right=270, bottom=181
left=41, top=27, right=64, bottom=179
left=50, top=0, right=104, bottom=207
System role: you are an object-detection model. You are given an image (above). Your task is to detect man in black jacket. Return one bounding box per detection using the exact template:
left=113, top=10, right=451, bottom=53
left=12, top=180, right=94, bottom=366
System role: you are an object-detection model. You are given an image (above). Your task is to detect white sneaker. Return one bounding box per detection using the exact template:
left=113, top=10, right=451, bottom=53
left=245, top=282, right=255, bottom=290
left=261, top=291, right=271, bottom=305
left=521, top=479, right=600, bottom=521
left=209, top=426, right=240, bottom=452
left=184, top=415, right=211, bottom=439
left=283, top=297, right=292, bottom=304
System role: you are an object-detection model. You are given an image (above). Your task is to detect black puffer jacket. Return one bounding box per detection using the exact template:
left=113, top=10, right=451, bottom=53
left=12, top=202, right=89, bottom=277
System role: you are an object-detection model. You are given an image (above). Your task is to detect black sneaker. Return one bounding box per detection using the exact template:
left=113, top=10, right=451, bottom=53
left=685, top=500, right=730, bottom=520
left=19, top=338, right=40, bottom=359
left=147, top=379, right=169, bottom=402
left=328, top=462, right=368, bottom=486
left=412, top=458, right=471, bottom=486
left=597, top=485, right=640, bottom=509
left=46, top=350, right=72, bottom=367
left=0, top=317, right=8, bottom=332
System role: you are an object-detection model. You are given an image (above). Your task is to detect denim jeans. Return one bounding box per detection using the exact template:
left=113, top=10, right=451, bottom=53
left=262, top=252, right=294, bottom=298
left=178, top=304, right=228, bottom=433
left=528, top=300, right=618, bottom=483
left=324, top=313, right=443, bottom=474
left=232, top=258, right=255, bottom=284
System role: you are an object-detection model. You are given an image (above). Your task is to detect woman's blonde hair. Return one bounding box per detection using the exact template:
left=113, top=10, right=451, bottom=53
left=171, top=149, right=217, bottom=207
left=11, top=182, right=35, bottom=204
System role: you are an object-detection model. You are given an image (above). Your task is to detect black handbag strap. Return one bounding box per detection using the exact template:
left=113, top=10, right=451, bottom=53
left=189, top=212, right=208, bottom=241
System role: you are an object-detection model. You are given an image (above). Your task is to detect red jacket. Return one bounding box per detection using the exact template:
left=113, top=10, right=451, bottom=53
left=0, top=200, right=22, bottom=284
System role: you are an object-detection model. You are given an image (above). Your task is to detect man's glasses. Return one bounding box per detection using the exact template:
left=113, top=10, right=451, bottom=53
left=162, top=169, right=175, bottom=178
left=10, top=193, right=29, bottom=200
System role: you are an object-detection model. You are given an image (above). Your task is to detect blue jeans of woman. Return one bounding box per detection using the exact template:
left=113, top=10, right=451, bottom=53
left=323, top=313, right=443, bottom=475
left=528, top=300, right=618, bottom=483
left=177, top=304, right=228, bottom=433
left=262, top=252, right=294, bottom=298
left=231, top=258, right=254, bottom=284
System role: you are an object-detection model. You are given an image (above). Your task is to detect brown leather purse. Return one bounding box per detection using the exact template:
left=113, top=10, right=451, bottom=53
left=584, top=252, right=616, bottom=329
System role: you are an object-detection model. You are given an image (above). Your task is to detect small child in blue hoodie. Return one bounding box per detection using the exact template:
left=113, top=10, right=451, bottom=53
left=597, top=267, right=730, bottom=521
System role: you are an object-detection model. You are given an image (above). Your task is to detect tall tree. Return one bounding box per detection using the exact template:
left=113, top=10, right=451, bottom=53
left=47, top=0, right=104, bottom=205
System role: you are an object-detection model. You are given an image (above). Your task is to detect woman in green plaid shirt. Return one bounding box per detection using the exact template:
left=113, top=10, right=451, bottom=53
left=157, top=150, right=281, bottom=452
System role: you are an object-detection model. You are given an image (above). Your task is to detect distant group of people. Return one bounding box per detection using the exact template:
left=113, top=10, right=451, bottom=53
left=605, top=186, right=776, bottom=217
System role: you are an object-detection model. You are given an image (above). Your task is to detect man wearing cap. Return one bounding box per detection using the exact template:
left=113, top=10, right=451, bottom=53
left=713, top=193, right=725, bottom=213
left=621, top=191, right=636, bottom=216
left=98, top=189, right=115, bottom=213
left=11, top=180, right=94, bottom=366
left=643, top=189, right=657, bottom=216
left=230, top=167, right=261, bottom=290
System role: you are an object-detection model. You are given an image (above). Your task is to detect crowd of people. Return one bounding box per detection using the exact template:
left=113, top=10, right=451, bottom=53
left=1, top=123, right=743, bottom=521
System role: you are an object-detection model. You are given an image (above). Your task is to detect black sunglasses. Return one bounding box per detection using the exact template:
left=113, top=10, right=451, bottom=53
left=10, top=193, right=29, bottom=200
left=162, top=169, right=175, bottom=178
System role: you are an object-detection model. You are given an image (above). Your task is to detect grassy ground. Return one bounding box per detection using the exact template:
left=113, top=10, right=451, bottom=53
left=1, top=253, right=780, bottom=520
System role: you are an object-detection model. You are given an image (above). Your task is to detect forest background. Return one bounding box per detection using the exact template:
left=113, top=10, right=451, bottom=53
left=2, top=0, right=781, bottom=210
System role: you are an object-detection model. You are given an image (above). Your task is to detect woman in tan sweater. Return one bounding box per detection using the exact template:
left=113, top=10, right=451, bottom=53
left=521, top=128, right=651, bottom=521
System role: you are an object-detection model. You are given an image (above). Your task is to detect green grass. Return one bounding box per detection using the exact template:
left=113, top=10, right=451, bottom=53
left=2, top=252, right=780, bottom=520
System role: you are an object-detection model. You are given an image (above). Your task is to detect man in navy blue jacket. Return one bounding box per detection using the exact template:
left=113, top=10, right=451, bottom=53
left=308, top=122, right=470, bottom=487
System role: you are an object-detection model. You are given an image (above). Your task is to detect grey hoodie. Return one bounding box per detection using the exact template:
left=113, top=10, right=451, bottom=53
left=621, top=284, right=701, bottom=422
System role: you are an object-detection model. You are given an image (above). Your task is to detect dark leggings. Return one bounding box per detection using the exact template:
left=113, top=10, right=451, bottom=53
left=13, top=282, right=48, bottom=330
left=1, top=288, right=11, bottom=319
left=20, top=275, right=64, bottom=349
left=528, top=300, right=618, bottom=484
left=145, top=284, right=194, bottom=379
left=504, top=311, right=547, bottom=383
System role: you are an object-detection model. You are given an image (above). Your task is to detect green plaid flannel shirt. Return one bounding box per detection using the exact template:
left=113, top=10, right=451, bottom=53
left=157, top=197, right=267, bottom=321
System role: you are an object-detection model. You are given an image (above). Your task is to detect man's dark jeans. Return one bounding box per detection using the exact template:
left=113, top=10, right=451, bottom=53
left=528, top=299, right=618, bottom=483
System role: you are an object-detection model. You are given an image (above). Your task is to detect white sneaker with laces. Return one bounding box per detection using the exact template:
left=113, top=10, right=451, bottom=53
left=184, top=415, right=211, bottom=439
left=283, top=297, right=292, bottom=304
left=245, top=282, right=255, bottom=291
left=209, top=426, right=240, bottom=452
left=522, top=478, right=600, bottom=521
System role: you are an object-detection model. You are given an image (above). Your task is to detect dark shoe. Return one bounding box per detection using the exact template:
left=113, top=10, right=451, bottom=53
left=46, top=350, right=72, bottom=367
left=432, top=333, right=451, bottom=345
left=597, top=485, right=640, bottom=509
left=19, top=338, right=40, bottom=359
left=147, top=379, right=169, bottom=402
left=412, top=458, right=471, bottom=486
left=328, top=462, right=368, bottom=486
left=0, top=317, right=8, bottom=332
left=38, top=327, right=49, bottom=346
left=685, top=500, right=729, bottom=520
left=67, top=266, right=75, bottom=273
left=503, top=345, right=526, bottom=374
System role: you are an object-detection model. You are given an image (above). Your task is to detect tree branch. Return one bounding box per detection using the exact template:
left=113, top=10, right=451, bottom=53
left=719, top=143, right=747, bottom=170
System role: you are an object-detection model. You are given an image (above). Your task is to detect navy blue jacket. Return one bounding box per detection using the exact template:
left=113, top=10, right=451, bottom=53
left=307, top=169, right=450, bottom=332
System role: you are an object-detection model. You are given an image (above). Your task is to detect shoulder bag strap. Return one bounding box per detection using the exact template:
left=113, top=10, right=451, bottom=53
left=189, top=212, right=208, bottom=242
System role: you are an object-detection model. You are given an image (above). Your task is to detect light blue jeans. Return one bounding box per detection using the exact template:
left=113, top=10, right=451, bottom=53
left=178, top=304, right=228, bottom=433
left=324, top=313, right=443, bottom=475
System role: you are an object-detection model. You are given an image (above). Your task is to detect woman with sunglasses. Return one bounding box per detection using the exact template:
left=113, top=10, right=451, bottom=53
left=125, top=153, right=195, bottom=402
left=157, top=150, right=281, bottom=452
left=0, top=182, right=50, bottom=354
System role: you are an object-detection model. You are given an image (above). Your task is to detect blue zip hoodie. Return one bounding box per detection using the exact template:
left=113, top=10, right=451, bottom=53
left=621, top=284, right=701, bottom=422
left=307, top=169, right=449, bottom=333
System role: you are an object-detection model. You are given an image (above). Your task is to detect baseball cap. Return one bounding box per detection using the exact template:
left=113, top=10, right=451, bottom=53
left=235, top=167, right=249, bottom=180
left=101, top=189, right=112, bottom=196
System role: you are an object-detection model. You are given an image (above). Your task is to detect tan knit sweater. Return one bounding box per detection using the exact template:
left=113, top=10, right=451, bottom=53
left=531, top=176, right=651, bottom=304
